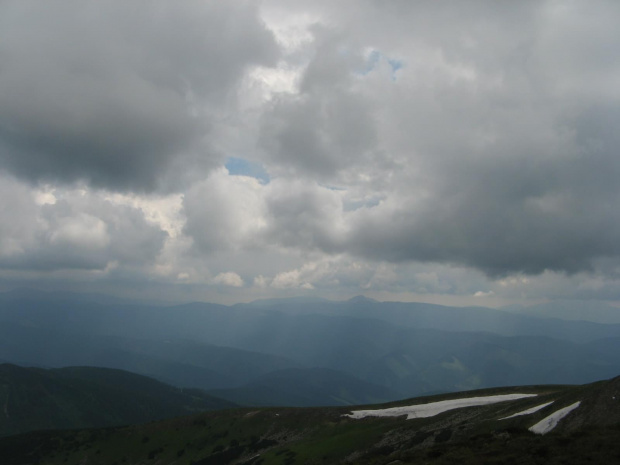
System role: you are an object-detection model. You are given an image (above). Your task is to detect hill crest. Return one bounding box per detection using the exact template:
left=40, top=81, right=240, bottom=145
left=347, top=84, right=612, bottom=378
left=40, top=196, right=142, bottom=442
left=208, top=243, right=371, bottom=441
left=1, top=375, right=618, bottom=464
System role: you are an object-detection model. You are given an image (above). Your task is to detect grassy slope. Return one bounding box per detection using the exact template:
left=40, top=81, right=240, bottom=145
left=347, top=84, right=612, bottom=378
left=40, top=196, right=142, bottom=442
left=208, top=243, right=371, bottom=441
left=0, top=364, right=236, bottom=437
left=1, top=379, right=619, bottom=464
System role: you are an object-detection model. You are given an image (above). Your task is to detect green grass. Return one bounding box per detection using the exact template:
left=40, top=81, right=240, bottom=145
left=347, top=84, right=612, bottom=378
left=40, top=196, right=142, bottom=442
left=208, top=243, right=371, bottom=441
left=1, top=378, right=618, bottom=465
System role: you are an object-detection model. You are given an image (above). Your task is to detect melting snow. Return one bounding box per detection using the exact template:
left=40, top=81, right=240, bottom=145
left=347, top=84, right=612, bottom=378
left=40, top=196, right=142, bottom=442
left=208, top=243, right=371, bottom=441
left=499, top=401, right=554, bottom=420
left=528, top=401, right=581, bottom=435
left=346, top=393, right=537, bottom=420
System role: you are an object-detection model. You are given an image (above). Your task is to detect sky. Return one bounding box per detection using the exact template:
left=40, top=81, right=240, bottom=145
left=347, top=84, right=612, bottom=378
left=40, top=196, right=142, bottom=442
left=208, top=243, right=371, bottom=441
left=1, top=0, right=620, bottom=307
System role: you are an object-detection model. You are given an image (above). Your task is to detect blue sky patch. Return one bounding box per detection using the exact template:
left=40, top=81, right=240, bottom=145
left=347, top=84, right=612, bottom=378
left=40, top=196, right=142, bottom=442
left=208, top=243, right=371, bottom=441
left=359, top=49, right=403, bottom=80
left=388, top=58, right=403, bottom=78
left=225, top=157, right=270, bottom=184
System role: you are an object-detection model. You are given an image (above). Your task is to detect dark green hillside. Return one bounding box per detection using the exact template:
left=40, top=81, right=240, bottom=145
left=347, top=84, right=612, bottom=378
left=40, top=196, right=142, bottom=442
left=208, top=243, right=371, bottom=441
left=0, top=364, right=236, bottom=437
left=1, top=376, right=618, bottom=464
left=209, top=367, right=400, bottom=407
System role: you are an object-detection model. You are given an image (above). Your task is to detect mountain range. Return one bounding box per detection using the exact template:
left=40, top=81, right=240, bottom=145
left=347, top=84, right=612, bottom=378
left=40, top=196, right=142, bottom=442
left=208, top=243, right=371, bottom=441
left=2, top=290, right=620, bottom=401
left=0, top=363, right=236, bottom=437
left=1, top=290, right=620, bottom=463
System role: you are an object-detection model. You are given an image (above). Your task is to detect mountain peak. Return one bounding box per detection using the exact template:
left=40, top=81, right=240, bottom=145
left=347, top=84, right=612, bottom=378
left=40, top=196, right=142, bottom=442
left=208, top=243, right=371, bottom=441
left=347, top=295, right=378, bottom=304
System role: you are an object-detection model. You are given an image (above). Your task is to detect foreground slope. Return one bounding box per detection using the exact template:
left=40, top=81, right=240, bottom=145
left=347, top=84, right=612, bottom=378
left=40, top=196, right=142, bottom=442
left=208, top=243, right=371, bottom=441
left=0, top=364, right=236, bottom=437
left=1, top=376, right=618, bottom=464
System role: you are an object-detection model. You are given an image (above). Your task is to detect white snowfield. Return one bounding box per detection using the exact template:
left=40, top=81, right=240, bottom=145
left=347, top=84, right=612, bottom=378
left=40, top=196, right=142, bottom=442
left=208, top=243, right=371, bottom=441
left=499, top=401, right=555, bottom=420
left=528, top=401, right=581, bottom=435
left=346, top=393, right=538, bottom=420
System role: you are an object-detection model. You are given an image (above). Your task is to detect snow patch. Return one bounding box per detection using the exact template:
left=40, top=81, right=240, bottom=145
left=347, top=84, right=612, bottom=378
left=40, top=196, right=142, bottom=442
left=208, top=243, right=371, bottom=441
left=529, top=401, right=581, bottom=435
left=499, top=401, right=554, bottom=420
left=346, top=394, right=537, bottom=420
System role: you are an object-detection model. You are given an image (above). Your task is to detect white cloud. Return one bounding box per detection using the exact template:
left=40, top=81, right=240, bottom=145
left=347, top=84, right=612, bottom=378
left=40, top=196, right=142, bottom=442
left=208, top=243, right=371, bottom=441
left=48, top=214, right=110, bottom=250
left=2, top=1, right=620, bottom=305
left=0, top=175, right=166, bottom=272
left=474, top=291, right=495, bottom=298
left=253, top=274, right=270, bottom=288
left=183, top=168, right=268, bottom=253
left=213, top=271, right=244, bottom=287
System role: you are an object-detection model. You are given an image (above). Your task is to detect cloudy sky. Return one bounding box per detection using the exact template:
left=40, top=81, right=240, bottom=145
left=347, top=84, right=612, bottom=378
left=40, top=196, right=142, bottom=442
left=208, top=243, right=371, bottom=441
left=1, top=0, right=619, bottom=306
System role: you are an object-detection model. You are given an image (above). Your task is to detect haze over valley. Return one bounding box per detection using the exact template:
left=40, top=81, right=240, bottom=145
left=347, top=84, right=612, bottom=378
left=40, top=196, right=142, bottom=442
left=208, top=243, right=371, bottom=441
left=2, top=290, right=620, bottom=412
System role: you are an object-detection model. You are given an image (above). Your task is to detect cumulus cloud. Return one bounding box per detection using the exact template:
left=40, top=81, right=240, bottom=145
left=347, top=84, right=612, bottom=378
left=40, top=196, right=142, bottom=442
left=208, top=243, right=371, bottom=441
left=0, top=175, right=166, bottom=272
left=260, top=28, right=378, bottom=180
left=213, top=271, right=244, bottom=287
left=182, top=168, right=268, bottom=253
left=3, top=0, right=620, bottom=304
left=262, top=179, right=347, bottom=252
left=0, top=0, right=278, bottom=191
left=252, top=0, right=620, bottom=280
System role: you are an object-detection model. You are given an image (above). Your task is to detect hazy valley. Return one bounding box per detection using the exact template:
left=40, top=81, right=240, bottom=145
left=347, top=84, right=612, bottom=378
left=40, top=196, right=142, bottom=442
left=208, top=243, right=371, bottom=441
left=2, top=291, right=620, bottom=402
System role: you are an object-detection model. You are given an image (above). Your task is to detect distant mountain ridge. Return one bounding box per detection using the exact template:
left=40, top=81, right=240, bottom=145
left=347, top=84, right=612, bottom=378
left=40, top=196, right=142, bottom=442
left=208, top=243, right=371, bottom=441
left=504, top=300, right=620, bottom=325
left=2, top=291, right=620, bottom=403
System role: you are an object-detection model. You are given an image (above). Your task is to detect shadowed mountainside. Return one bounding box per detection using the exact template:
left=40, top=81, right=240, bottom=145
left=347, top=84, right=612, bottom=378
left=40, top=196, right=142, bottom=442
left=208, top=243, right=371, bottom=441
left=0, top=364, right=236, bottom=437
left=2, top=291, right=620, bottom=401
left=0, top=375, right=618, bottom=464
left=208, top=367, right=399, bottom=407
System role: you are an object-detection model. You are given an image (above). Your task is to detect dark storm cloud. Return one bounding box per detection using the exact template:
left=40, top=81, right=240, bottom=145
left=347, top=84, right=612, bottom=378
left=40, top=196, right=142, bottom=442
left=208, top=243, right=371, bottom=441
left=3, top=0, right=620, bottom=301
left=0, top=0, right=278, bottom=192
left=263, top=180, right=344, bottom=253
left=347, top=168, right=620, bottom=277
left=341, top=94, right=620, bottom=277
left=259, top=27, right=378, bottom=181
left=256, top=0, right=620, bottom=278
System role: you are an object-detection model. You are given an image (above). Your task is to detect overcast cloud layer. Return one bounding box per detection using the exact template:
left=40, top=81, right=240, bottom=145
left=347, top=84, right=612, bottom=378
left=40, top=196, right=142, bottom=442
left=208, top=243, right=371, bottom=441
left=1, top=0, right=620, bottom=306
